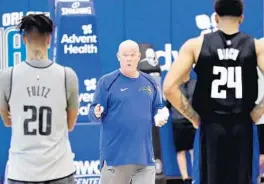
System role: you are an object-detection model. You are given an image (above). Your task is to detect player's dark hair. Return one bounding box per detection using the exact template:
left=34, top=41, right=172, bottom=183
left=214, top=0, right=243, bottom=17
left=17, top=14, right=53, bottom=35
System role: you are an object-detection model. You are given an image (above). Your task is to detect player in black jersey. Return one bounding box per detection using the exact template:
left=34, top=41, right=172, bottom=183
left=163, top=0, right=264, bottom=184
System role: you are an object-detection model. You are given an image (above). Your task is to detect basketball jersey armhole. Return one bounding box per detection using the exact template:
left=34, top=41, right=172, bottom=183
left=195, top=34, right=208, bottom=73
left=7, top=67, right=14, bottom=104
left=64, top=67, right=68, bottom=109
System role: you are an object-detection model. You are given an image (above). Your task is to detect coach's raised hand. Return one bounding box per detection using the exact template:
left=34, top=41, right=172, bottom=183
left=94, top=104, right=104, bottom=118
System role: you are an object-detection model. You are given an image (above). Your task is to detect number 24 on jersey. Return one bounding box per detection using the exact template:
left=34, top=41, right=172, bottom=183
left=211, top=66, right=242, bottom=99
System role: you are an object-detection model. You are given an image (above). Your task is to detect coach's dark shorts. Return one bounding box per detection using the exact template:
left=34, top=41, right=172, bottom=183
left=192, top=117, right=259, bottom=184
left=257, top=124, right=264, bottom=154
left=172, top=119, right=196, bottom=152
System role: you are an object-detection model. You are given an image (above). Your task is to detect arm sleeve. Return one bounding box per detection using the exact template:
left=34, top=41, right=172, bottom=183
left=152, top=83, right=164, bottom=119
left=65, top=67, right=80, bottom=110
left=88, top=77, right=108, bottom=122
left=0, top=67, right=13, bottom=110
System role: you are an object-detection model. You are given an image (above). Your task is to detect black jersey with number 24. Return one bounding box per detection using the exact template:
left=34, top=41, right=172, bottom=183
left=192, top=30, right=258, bottom=120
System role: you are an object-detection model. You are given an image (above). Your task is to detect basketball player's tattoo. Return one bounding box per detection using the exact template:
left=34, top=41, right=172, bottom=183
left=29, top=48, right=45, bottom=60
left=180, top=92, right=200, bottom=123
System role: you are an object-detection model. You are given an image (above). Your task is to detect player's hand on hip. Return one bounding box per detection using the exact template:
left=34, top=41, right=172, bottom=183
left=94, top=104, right=104, bottom=118
left=250, top=104, right=264, bottom=123
left=260, top=154, right=264, bottom=166
left=191, top=115, right=200, bottom=129
left=192, top=121, right=200, bottom=129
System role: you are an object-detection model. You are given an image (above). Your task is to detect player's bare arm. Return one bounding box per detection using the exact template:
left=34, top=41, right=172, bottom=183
left=0, top=93, right=11, bottom=126
left=163, top=37, right=202, bottom=128
left=0, top=107, right=11, bottom=127
left=0, top=91, right=11, bottom=127
left=251, top=39, right=264, bottom=122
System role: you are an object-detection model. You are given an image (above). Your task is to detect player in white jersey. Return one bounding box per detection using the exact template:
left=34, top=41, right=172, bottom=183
left=0, top=14, right=79, bottom=184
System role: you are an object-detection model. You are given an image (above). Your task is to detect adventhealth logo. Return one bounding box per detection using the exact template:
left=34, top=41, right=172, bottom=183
left=84, top=78, right=96, bottom=91
left=82, top=24, right=93, bottom=35
left=60, top=24, right=98, bottom=54
left=78, top=78, right=96, bottom=116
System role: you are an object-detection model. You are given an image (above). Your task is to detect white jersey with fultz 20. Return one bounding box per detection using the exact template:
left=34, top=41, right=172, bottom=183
left=7, top=62, right=75, bottom=182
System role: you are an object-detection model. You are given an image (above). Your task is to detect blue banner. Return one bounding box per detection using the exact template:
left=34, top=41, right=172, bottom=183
left=53, top=2, right=102, bottom=180
left=52, top=0, right=95, bottom=62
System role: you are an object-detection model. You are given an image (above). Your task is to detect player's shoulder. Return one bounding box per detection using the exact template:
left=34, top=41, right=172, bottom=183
left=0, top=67, right=13, bottom=89
left=254, top=38, right=264, bottom=54
left=54, top=61, right=77, bottom=77
left=239, top=32, right=253, bottom=38
left=64, top=66, right=77, bottom=75
left=187, top=35, right=204, bottom=44
left=63, top=66, right=78, bottom=85
left=181, top=35, right=204, bottom=51
left=11, top=61, right=27, bottom=70
left=255, top=37, right=264, bottom=46
left=237, top=32, right=255, bottom=45
left=53, top=62, right=65, bottom=69
left=0, top=66, right=13, bottom=73
left=0, top=67, right=13, bottom=79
